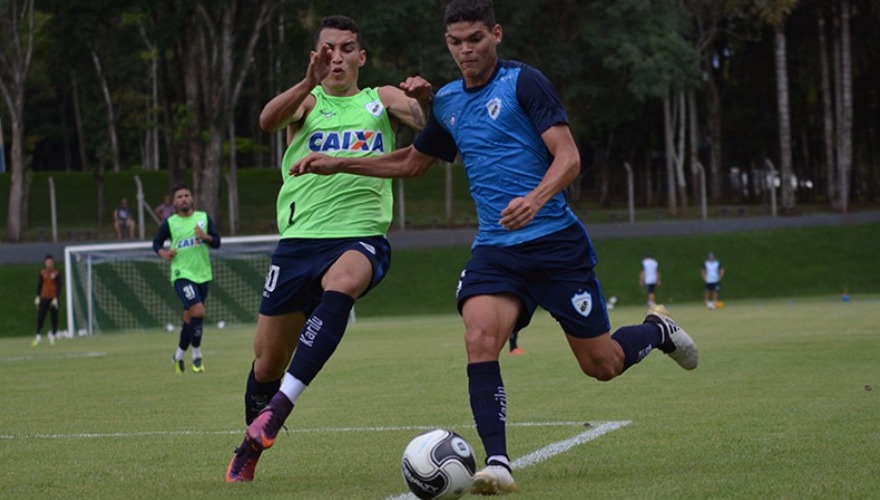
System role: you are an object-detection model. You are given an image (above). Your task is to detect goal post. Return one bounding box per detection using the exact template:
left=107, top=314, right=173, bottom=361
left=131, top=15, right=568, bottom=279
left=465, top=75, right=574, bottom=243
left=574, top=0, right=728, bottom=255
left=64, top=235, right=279, bottom=335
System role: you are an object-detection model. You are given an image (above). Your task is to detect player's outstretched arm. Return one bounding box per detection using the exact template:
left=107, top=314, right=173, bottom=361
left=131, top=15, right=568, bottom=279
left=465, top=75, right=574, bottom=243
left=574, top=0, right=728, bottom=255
left=290, top=145, right=435, bottom=179
left=259, top=44, right=333, bottom=132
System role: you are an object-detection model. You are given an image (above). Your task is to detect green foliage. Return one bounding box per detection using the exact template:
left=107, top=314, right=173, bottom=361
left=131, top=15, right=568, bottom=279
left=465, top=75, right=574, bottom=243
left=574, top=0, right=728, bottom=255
left=0, top=298, right=877, bottom=497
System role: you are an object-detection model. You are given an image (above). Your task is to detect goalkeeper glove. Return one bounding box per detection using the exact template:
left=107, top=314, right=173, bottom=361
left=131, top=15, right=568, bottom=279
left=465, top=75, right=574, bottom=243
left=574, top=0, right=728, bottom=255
left=34, top=296, right=40, bottom=308
left=51, top=298, right=59, bottom=309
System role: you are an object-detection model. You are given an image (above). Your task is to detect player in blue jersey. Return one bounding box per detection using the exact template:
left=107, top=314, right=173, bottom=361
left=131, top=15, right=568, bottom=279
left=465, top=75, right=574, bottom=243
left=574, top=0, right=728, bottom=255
left=291, top=0, right=698, bottom=494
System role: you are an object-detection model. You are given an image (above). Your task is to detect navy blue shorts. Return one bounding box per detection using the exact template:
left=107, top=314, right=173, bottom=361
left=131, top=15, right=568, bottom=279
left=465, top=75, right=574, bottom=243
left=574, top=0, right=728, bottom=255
left=705, top=282, right=721, bottom=292
left=259, top=236, right=391, bottom=316
left=173, top=279, right=209, bottom=310
left=456, top=223, right=610, bottom=338
left=645, top=284, right=657, bottom=293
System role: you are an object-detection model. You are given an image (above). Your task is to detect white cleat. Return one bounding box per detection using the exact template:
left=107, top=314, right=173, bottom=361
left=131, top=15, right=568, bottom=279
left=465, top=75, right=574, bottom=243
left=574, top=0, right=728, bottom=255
left=646, top=305, right=698, bottom=370
left=470, top=465, right=518, bottom=495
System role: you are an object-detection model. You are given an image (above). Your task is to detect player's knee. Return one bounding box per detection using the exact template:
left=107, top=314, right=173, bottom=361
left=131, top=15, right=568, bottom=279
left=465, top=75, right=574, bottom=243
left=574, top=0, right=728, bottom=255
left=464, top=326, right=502, bottom=358
left=253, top=356, right=285, bottom=382
left=188, top=303, right=206, bottom=318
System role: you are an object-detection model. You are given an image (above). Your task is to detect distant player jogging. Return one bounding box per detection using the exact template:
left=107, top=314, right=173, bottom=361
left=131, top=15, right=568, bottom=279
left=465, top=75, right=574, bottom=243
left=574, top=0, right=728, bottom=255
left=290, top=0, right=699, bottom=494
left=225, top=15, right=431, bottom=483
left=152, top=184, right=220, bottom=374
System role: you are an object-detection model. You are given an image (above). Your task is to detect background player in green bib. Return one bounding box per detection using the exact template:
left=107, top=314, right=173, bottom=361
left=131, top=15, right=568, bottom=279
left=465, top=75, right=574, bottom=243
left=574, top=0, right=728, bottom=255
left=152, top=184, right=221, bottom=374
left=225, top=15, right=432, bottom=482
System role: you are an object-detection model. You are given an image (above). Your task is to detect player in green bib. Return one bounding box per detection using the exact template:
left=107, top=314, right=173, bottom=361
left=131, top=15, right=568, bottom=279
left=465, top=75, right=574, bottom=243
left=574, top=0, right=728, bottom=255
left=152, top=184, right=221, bottom=374
left=226, top=15, right=433, bottom=482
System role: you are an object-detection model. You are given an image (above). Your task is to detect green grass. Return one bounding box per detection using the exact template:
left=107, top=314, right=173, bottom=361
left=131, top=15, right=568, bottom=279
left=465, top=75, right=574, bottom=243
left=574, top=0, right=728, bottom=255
left=1, top=297, right=878, bottom=498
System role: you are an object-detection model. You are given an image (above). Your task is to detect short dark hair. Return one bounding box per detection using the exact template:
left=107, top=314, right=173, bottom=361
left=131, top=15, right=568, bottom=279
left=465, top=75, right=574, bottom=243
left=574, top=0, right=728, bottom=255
left=444, top=0, right=495, bottom=28
left=44, top=254, right=54, bottom=261
left=314, top=15, right=362, bottom=48
left=171, top=183, right=190, bottom=197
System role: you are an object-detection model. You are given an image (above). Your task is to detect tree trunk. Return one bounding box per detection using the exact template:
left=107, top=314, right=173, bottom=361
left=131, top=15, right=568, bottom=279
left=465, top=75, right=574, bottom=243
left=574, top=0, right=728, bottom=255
left=91, top=50, right=121, bottom=173
left=663, top=95, right=677, bottom=215
left=817, top=9, right=837, bottom=206
left=0, top=0, right=35, bottom=242
left=703, top=50, right=724, bottom=205
left=836, top=0, right=853, bottom=213
left=71, top=72, right=89, bottom=173
left=688, top=91, right=701, bottom=205
left=674, top=91, right=688, bottom=213
left=773, top=26, right=795, bottom=212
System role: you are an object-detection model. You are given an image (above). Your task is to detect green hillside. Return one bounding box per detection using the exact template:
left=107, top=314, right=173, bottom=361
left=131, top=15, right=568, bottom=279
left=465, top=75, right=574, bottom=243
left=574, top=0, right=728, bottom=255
left=2, top=223, right=876, bottom=338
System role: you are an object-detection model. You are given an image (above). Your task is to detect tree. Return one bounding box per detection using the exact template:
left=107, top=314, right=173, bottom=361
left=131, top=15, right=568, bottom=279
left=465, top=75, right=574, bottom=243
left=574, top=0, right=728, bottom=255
left=753, top=0, right=799, bottom=213
left=175, top=0, right=272, bottom=222
left=0, top=0, right=36, bottom=242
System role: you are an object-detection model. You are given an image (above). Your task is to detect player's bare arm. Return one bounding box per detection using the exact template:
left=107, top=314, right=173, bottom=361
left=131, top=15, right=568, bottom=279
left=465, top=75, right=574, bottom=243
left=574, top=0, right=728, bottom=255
left=290, top=145, right=435, bottom=179
left=379, top=76, right=433, bottom=130
left=259, top=44, right=333, bottom=132
left=500, top=124, right=580, bottom=230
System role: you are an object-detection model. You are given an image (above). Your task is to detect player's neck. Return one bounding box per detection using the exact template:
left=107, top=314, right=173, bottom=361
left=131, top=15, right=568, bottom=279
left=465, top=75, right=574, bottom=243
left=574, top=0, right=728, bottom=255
left=321, top=81, right=361, bottom=97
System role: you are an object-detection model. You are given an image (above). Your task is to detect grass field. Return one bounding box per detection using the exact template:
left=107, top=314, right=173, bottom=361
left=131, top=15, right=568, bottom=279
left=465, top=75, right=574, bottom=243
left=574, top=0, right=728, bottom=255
left=2, top=297, right=878, bottom=499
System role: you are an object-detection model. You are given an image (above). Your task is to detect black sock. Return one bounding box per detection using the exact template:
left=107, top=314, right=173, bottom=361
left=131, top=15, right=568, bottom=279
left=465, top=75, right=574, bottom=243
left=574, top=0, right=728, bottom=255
left=245, top=362, right=282, bottom=425
left=611, top=323, right=663, bottom=372
left=287, top=291, right=354, bottom=386
left=468, top=361, right=508, bottom=459
left=178, top=322, right=191, bottom=351
left=189, top=317, right=204, bottom=348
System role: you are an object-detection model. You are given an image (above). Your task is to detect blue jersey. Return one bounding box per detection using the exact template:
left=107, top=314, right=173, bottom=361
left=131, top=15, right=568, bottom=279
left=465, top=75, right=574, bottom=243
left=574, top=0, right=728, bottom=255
left=414, top=60, right=578, bottom=248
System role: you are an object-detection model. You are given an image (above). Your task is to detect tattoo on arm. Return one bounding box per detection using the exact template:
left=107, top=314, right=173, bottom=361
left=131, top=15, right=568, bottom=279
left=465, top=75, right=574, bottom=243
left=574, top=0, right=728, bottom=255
left=410, top=99, right=431, bottom=129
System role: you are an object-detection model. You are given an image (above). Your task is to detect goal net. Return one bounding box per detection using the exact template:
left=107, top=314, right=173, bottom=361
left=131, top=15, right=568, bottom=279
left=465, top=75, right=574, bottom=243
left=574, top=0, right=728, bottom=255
left=64, top=235, right=278, bottom=335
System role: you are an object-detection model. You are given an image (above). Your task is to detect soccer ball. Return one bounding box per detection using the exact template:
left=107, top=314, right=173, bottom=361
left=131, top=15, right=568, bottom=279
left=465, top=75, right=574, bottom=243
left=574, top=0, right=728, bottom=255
left=401, top=429, right=477, bottom=500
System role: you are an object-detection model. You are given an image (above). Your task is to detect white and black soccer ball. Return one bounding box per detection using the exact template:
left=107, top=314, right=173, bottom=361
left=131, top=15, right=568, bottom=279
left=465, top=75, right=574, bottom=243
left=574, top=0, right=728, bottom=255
left=401, top=428, right=477, bottom=500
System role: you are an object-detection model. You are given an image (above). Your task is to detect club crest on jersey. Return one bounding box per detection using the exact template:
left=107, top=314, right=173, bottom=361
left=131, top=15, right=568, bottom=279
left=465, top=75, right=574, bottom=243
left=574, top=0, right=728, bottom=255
left=365, top=99, right=385, bottom=117
left=308, top=130, right=385, bottom=153
left=570, top=290, right=593, bottom=318
left=486, top=97, right=502, bottom=120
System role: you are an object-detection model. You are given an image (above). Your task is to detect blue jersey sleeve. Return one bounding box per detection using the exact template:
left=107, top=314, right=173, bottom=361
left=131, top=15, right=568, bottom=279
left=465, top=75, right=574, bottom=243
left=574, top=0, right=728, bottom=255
left=413, top=113, right=458, bottom=163
left=516, top=65, right=569, bottom=135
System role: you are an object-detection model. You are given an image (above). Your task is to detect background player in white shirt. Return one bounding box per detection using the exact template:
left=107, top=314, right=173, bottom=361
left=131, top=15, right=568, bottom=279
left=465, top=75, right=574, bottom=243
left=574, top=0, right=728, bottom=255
left=640, top=253, right=661, bottom=307
left=701, top=252, right=725, bottom=309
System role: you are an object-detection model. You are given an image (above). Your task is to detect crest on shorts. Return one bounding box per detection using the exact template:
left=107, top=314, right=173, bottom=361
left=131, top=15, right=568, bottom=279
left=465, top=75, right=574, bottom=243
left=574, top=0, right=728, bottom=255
left=570, top=290, right=593, bottom=318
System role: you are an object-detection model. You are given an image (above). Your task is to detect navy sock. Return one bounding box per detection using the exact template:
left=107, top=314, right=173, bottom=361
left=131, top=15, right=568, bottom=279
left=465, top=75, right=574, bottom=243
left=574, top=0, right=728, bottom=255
left=468, top=361, right=508, bottom=459
left=178, top=323, right=191, bottom=351
left=287, top=291, right=355, bottom=386
left=189, top=317, right=204, bottom=348
left=245, top=362, right=282, bottom=425
left=611, top=323, right=663, bottom=372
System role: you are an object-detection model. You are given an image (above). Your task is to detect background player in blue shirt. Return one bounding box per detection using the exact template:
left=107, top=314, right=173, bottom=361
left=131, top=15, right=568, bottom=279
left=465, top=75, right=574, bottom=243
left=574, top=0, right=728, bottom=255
left=292, top=0, right=699, bottom=494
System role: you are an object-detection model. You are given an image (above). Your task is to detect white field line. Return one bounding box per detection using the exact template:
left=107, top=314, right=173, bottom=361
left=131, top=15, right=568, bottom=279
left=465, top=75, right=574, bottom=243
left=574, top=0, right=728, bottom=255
left=0, top=351, right=106, bottom=362
left=386, top=420, right=631, bottom=500
left=0, top=420, right=603, bottom=441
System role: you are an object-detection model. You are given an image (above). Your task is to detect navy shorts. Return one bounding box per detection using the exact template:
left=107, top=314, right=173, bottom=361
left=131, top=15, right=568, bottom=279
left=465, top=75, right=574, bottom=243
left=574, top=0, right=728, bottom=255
left=173, top=279, right=209, bottom=310
left=259, top=236, right=391, bottom=316
left=645, top=284, right=657, bottom=293
left=456, top=222, right=610, bottom=338
left=705, top=282, right=721, bottom=292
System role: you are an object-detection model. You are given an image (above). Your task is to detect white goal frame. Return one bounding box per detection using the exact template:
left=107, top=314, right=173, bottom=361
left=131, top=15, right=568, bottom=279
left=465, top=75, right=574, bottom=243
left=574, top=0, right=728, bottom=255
left=64, top=235, right=279, bottom=335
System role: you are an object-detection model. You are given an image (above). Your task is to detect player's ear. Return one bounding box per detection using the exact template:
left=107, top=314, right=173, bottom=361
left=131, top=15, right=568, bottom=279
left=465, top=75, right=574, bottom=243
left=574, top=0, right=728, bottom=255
left=358, top=48, right=366, bottom=68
